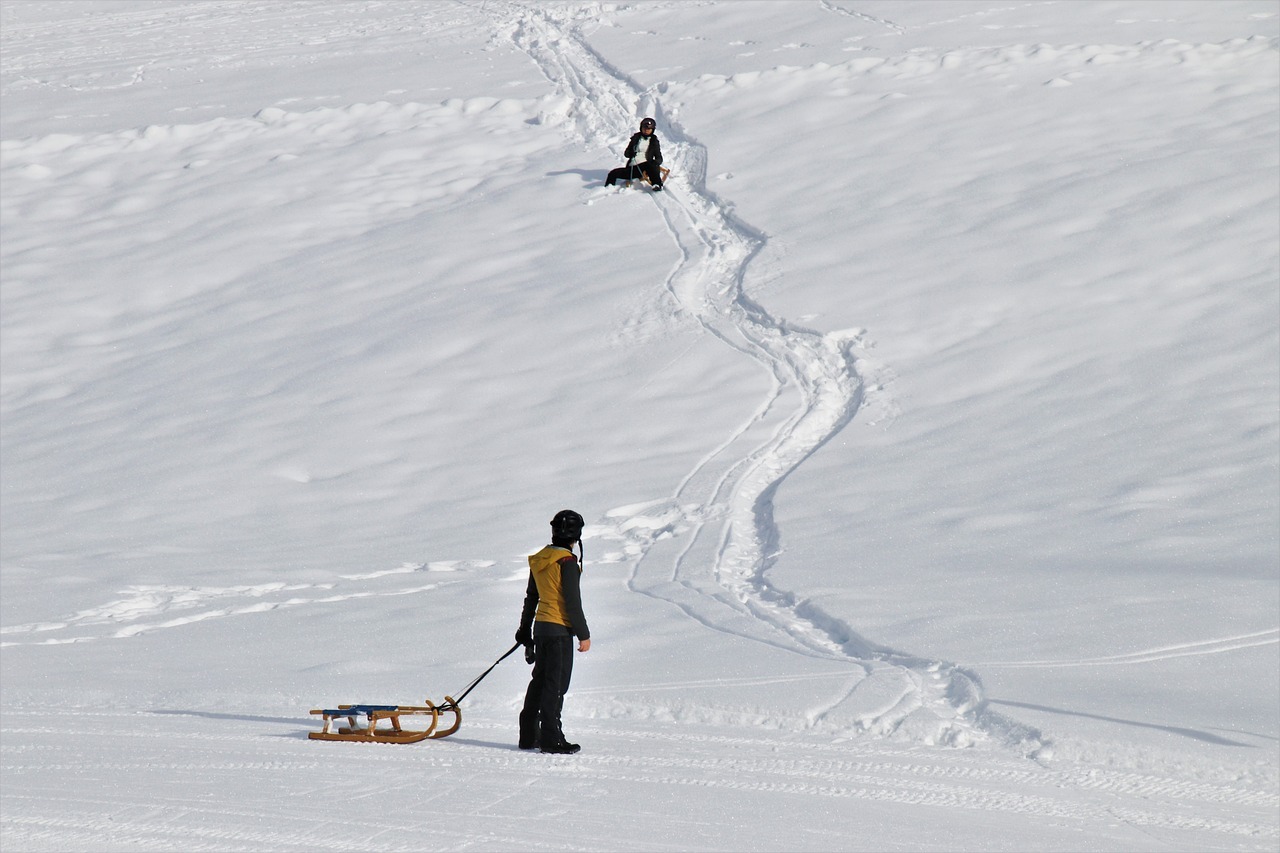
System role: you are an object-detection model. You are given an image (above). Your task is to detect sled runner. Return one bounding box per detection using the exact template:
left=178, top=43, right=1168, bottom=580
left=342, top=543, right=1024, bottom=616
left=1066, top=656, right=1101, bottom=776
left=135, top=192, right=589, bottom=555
left=308, top=696, right=461, bottom=743
left=308, top=643, right=520, bottom=744
left=625, top=166, right=671, bottom=189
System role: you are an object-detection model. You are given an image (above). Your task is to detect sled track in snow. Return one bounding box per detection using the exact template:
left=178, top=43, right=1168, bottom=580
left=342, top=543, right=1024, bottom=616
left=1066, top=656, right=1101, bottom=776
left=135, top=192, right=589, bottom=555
left=3, top=712, right=1275, bottom=850
left=495, top=3, right=1040, bottom=753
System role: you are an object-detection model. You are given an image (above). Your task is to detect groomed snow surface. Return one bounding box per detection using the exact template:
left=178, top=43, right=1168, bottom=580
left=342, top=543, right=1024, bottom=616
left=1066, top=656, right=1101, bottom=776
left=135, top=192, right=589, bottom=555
left=1, top=2, right=1277, bottom=850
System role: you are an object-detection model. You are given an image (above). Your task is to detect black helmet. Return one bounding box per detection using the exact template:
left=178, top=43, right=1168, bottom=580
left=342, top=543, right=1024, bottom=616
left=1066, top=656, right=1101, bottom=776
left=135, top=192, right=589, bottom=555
left=550, top=509, right=585, bottom=542
left=640, top=117, right=656, bottom=131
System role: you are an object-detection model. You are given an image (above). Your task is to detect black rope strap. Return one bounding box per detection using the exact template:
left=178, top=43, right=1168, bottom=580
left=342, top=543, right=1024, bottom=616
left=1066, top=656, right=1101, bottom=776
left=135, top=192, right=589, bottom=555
left=436, top=642, right=522, bottom=711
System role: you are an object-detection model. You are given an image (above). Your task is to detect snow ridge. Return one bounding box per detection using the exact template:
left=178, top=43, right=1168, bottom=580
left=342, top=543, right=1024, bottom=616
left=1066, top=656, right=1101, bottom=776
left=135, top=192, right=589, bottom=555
left=497, top=1, right=1040, bottom=753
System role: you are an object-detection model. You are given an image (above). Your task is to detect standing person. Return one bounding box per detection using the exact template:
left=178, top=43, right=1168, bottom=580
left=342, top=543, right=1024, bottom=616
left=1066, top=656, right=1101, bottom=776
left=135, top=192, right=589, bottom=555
left=604, top=117, right=665, bottom=190
left=515, top=509, right=591, bottom=754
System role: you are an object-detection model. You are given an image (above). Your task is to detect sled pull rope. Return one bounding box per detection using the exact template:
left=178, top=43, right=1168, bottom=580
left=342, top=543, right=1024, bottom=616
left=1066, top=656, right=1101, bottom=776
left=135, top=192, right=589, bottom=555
left=438, top=642, right=522, bottom=711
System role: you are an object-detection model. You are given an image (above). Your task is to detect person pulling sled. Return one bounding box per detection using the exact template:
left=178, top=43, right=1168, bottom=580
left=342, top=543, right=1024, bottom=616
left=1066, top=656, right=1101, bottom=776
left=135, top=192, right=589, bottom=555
left=605, top=117, right=667, bottom=190
left=516, top=509, right=591, bottom=754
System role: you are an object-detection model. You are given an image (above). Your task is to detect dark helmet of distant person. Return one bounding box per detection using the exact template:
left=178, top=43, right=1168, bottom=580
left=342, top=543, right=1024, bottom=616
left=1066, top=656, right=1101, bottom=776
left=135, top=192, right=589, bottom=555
left=639, top=117, right=656, bottom=132
left=550, top=509, right=585, bottom=544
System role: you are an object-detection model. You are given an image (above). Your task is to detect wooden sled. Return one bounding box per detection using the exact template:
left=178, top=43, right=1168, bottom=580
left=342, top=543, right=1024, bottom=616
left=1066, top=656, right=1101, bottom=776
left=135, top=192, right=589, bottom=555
left=308, top=643, right=522, bottom=745
left=308, top=695, right=462, bottom=743
left=624, top=166, right=671, bottom=189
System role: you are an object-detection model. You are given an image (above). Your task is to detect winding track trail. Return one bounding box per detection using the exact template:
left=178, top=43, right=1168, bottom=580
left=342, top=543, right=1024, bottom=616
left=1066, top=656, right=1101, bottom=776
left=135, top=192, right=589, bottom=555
left=494, top=2, right=1039, bottom=751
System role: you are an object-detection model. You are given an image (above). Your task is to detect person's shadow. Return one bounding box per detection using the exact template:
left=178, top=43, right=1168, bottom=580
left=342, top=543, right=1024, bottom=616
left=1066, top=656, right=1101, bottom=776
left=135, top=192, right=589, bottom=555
left=548, top=168, right=610, bottom=188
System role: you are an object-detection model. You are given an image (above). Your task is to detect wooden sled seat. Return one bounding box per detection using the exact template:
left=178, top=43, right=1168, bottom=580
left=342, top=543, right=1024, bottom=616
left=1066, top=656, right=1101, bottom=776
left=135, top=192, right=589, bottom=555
left=319, top=704, right=397, bottom=715
left=625, top=166, right=671, bottom=189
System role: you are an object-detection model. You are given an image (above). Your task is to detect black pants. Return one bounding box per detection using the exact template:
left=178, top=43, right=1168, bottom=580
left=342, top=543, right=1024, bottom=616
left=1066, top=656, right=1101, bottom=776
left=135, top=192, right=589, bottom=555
left=520, top=636, right=574, bottom=748
left=606, top=161, right=663, bottom=187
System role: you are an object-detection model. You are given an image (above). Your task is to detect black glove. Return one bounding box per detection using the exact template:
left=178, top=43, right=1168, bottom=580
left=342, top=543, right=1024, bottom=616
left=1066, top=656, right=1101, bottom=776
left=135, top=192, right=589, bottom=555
left=524, top=644, right=537, bottom=665
left=515, top=628, right=532, bottom=647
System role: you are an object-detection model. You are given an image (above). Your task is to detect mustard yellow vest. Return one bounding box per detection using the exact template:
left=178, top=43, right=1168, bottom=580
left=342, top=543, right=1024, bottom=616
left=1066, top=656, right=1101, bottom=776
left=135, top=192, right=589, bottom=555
left=528, top=545, right=579, bottom=627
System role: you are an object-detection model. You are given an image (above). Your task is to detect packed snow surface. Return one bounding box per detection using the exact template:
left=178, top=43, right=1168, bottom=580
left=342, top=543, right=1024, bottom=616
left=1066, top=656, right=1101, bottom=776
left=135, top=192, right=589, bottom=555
left=2, top=1, right=1277, bottom=850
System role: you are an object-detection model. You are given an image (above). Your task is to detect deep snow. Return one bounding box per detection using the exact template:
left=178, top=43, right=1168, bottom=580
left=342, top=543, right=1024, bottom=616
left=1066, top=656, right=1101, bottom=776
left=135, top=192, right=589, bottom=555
left=1, top=1, right=1278, bottom=851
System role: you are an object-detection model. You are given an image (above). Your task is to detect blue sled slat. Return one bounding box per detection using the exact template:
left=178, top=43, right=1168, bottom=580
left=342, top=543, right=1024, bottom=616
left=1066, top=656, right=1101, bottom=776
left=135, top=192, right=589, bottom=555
left=321, top=704, right=399, bottom=716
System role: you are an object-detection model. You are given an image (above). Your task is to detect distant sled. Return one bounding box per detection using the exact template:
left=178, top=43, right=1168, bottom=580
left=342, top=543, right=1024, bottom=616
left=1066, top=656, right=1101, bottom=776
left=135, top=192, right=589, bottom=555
left=622, top=166, right=671, bottom=190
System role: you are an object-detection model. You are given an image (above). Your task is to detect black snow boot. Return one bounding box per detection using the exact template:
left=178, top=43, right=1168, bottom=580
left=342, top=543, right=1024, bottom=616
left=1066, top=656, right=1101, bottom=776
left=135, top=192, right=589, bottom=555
left=540, top=740, right=580, bottom=755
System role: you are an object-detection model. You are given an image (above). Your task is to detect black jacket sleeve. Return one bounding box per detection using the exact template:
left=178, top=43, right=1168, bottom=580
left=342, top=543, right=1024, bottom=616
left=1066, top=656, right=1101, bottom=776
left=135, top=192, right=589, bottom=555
left=517, top=573, right=538, bottom=641
left=624, top=132, right=641, bottom=159
left=558, top=557, right=590, bottom=640
left=648, top=136, right=663, bottom=166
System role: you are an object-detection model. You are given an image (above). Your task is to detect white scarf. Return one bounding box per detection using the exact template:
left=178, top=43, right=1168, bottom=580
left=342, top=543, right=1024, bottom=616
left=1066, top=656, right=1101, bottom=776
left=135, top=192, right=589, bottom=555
left=631, top=133, right=654, bottom=164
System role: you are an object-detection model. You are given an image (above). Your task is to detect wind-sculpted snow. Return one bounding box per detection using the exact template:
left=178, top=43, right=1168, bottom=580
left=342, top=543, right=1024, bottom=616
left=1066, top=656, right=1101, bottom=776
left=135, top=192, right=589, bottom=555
left=0, top=561, right=490, bottom=646
left=676, top=35, right=1278, bottom=94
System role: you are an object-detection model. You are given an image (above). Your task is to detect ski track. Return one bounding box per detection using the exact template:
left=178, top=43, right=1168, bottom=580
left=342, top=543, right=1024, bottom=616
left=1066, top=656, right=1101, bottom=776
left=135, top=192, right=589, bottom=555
left=491, top=1, right=1040, bottom=754
left=977, top=629, right=1280, bottom=668
left=1, top=712, right=1276, bottom=851
left=820, top=0, right=908, bottom=36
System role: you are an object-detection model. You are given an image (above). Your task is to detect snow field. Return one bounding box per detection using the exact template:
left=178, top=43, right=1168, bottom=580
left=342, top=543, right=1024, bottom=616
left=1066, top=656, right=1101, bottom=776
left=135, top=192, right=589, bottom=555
left=2, top=2, right=1277, bottom=850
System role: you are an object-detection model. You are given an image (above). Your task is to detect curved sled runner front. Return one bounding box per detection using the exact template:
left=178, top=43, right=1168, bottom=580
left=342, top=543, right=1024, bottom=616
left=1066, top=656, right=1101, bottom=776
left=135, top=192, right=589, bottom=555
left=308, top=696, right=461, bottom=743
